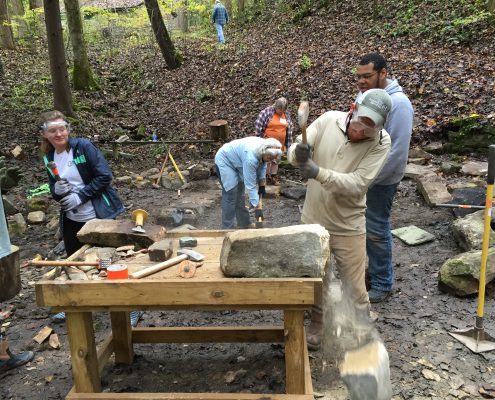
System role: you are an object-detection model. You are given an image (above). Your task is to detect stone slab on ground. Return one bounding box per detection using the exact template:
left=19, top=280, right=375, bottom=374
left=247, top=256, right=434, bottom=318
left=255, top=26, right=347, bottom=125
left=77, top=219, right=167, bottom=248
left=391, top=225, right=435, bottom=246
left=340, top=340, right=392, bottom=400
left=403, top=164, right=437, bottom=181
left=416, top=175, right=453, bottom=206
left=148, top=239, right=173, bottom=261
left=461, top=161, right=488, bottom=177
left=280, top=184, right=306, bottom=200
left=220, top=224, right=329, bottom=278
left=438, top=248, right=495, bottom=296
left=27, top=211, right=45, bottom=224
left=452, top=210, right=495, bottom=251
left=450, top=187, right=486, bottom=217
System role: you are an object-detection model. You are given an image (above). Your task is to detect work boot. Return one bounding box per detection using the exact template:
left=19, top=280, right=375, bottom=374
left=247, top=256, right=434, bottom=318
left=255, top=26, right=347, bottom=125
left=368, top=288, right=392, bottom=303
left=306, top=309, right=324, bottom=351
left=0, top=349, right=34, bottom=373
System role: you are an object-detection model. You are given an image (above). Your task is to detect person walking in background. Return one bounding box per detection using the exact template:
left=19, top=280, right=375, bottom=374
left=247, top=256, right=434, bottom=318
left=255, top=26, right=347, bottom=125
left=355, top=53, right=414, bottom=303
left=255, top=97, right=293, bottom=185
left=212, top=0, right=229, bottom=44
left=215, top=137, right=282, bottom=229
left=288, top=89, right=392, bottom=350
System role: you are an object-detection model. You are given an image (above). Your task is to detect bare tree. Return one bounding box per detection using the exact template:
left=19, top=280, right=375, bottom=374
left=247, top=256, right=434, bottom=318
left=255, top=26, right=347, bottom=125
left=224, top=0, right=232, bottom=17
left=0, top=54, right=4, bottom=79
left=0, top=0, right=15, bottom=49
left=177, top=0, right=188, bottom=32
left=43, top=0, right=74, bottom=115
left=63, top=0, right=99, bottom=91
left=144, top=0, right=180, bottom=69
left=8, top=0, right=28, bottom=39
left=29, top=0, right=43, bottom=9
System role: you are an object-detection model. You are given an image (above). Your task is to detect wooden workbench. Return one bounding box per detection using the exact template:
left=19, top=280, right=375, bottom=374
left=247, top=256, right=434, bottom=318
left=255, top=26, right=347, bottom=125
left=35, top=230, right=320, bottom=400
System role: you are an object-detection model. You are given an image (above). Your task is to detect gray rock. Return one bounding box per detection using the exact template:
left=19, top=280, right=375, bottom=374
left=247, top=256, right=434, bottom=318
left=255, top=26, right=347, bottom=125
left=116, top=176, right=132, bottom=184
left=438, top=249, right=495, bottom=296
left=280, top=185, right=306, bottom=200
left=8, top=213, right=27, bottom=236
left=189, top=164, right=211, bottom=181
left=140, top=168, right=160, bottom=178
left=27, top=211, right=45, bottom=224
left=220, top=224, right=329, bottom=278
left=423, top=142, right=444, bottom=154
left=408, top=158, right=428, bottom=165
left=452, top=210, right=495, bottom=251
left=2, top=195, right=18, bottom=215
left=161, top=173, right=183, bottom=190
left=148, top=239, right=173, bottom=262
left=461, top=161, right=488, bottom=177
left=179, top=236, right=197, bottom=248
left=77, top=219, right=167, bottom=249
left=157, top=208, right=199, bottom=227
left=441, top=161, right=462, bottom=175
left=403, top=164, right=437, bottom=181
left=26, top=197, right=49, bottom=213
left=169, top=224, right=197, bottom=232
left=340, top=340, right=392, bottom=400
left=408, top=148, right=434, bottom=160
left=416, top=175, right=453, bottom=206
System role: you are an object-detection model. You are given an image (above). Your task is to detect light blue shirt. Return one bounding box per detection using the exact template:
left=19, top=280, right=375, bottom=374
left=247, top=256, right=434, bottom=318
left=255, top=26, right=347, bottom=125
left=215, top=137, right=267, bottom=207
left=0, top=189, right=11, bottom=259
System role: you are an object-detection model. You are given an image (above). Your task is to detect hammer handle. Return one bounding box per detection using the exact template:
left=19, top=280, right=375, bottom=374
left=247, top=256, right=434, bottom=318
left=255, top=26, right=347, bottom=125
left=129, top=254, right=188, bottom=279
left=301, top=126, right=307, bottom=145
left=25, top=260, right=99, bottom=267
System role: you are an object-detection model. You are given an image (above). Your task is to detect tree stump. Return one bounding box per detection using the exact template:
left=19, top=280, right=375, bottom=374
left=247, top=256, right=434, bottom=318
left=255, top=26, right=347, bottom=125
left=0, top=245, right=21, bottom=302
left=209, top=120, right=229, bottom=141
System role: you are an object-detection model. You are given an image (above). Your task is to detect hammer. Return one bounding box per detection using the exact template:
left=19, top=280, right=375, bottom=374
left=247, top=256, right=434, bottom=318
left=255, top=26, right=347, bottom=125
left=297, top=101, right=310, bottom=144
left=129, top=248, right=204, bottom=279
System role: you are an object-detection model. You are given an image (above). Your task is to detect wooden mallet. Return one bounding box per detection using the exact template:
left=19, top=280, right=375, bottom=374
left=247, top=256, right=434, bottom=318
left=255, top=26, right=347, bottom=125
left=297, top=101, right=310, bottom=144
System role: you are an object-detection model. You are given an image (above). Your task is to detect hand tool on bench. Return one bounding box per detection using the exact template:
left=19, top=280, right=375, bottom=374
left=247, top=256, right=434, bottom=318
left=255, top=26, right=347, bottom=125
left=22, top=260, right=99, bottom=268
left=152, top=153, right=170, bottom=189
left=131, top=209, right=149, bottom=233
left=449, top=144, right=495, bottom=353
left=129, top=248, right=204, bottom=279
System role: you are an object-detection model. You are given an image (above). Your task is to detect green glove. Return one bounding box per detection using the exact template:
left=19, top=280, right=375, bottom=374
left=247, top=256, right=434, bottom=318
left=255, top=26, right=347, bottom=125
left=0, top=157, right=24, bottom=191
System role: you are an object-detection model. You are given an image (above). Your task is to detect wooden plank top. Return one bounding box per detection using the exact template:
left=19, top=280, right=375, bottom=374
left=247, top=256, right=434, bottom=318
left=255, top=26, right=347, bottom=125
left=35, top=230, right=320, bottom=309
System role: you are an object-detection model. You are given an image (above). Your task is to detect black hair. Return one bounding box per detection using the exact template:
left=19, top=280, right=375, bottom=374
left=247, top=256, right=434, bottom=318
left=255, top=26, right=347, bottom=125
left=359, top=53, right=387, bottom=71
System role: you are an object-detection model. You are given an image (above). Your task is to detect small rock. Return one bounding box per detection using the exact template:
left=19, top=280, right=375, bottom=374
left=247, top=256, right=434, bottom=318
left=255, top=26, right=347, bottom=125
left=423, top=142, right=444, bottom=154
left=116, top=176, right=132, bottom=184
left=8, top=213, right=27, bottom=236
left=408, top=148, right=434, bottom=160
left=27, top=211, right=45, bottom=224
left=2, top=195, right=19, bottom=215
left=179, top=237, right=197, bottom=248
left=441, top=161, right=462, bottom=175
left=422, top=369, right=441, bottom=381
left=11, top=145, right=23, bottom=158
left=26, top=197, right=49, bottom=213
left=140, top=168, right=160, bottom=178
left=461, top=161, right=488, bottom=177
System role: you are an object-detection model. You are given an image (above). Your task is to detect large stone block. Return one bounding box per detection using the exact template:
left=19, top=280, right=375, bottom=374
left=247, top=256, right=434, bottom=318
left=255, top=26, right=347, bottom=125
left=220, top=224, right=329, bottom=278
left=452, top=210, right=495, bottom=251
left=416, top=175, right=452, bottom=206
left=77, top=219, right=167, bottom=249
left=148, top=239, right=173, bottom=261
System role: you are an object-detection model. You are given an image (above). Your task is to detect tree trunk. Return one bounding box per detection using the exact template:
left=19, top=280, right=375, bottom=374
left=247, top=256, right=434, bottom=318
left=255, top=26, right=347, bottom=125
left=488, top=0, right=495, bottom=13
left=8, top=0, right=28, bottom=39
left=144, top=0, right=179, bottom=69
left=43, top=0, right=74, bottom=115
left=0, top=0, right=15, bottom=49
left=224, top=0, right=232, bottom=18
left=29, top=0, right=43, bottom=9
left=177, top=0, right=188, bottom=32
left=63, top=0, right=99, bottom=91
left=0, top=54, right=4, bottom=79
left=237, top=0, right=245, bottom=17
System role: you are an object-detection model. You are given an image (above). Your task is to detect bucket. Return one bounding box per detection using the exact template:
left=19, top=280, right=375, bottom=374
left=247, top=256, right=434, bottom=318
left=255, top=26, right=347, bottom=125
left=0, top=245, right=21, bottom=302
left=107, top=264, right=128, bottom=280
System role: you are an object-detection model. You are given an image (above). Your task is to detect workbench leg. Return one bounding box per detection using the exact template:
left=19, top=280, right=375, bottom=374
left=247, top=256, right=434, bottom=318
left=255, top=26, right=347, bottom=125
left=66, top=312, right=101, bottom=393
left=284, top=309, right=306, bottom=394
left=110, top=311, right=134, bottom=364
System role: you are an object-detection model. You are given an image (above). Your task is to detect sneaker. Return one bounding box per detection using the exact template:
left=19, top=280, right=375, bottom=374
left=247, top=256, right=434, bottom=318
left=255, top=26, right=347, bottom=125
left=51, top=311, right=66, bottom=323
left=130, top=311, right=143, bottom=328
left=368, top=288, right=392, bottom=303
left=0, top=349, right=35, bottom=373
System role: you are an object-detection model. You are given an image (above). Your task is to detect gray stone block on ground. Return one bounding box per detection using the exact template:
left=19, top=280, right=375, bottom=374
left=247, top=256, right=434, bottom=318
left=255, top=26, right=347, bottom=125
left=148, top=239, right=173, bottom=262
left=461, top=161, right=488, bottom=177
left=391, top=225, right=435, bottom=246
left=452, top=210, right=495, bottom=251
left=27, top=211, right=45, bottom=224
left=450, top=187, right=486, bottom=217
left=403, top=164, right=437, bottom=181
left=280, top=184, right=306, bottom=200
left=77, top=219, right=167, bottom=249
left=2, top=195, right=18, bottom=215
left=416, top=175, right=452, bottom=206
left=220, top=224, right=329, bottom=278
left=438, top=248, right=495, bottom=296
left=340, top=340, right=392, bottom=400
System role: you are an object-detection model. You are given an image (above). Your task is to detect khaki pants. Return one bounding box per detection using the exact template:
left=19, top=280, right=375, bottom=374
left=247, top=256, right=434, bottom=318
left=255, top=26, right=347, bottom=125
left=314, top=233, right=369, bottom=317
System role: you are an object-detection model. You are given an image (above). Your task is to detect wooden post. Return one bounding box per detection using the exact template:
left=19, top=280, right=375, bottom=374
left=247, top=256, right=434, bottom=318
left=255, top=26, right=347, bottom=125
left=66, top=312, right=101, bottom=393
left=0, top=245, right=20, bottom=302
left=284, top=310, right=305, bottom=394
left=110, top=311, right=134, bottom=364
left=208, top=120, right=229, bottom=141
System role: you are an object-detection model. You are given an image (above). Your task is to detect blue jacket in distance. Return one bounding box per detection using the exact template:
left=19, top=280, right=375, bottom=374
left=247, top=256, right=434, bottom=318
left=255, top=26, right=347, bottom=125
left=212, top=3, right=229, bottom=25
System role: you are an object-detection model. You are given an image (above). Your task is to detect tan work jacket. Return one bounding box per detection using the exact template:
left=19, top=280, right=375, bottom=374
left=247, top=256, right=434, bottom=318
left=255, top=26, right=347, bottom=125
left=288, top=111, right=391, bottom=236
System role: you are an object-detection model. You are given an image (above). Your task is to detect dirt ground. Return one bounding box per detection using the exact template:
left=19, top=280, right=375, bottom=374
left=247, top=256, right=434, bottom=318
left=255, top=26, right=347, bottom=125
left=1, top=167, right=495, bottom=400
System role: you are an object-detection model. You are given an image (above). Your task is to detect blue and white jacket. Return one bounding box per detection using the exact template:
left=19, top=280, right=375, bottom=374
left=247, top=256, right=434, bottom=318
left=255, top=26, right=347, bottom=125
left=43, top=137, right=124, bottom=220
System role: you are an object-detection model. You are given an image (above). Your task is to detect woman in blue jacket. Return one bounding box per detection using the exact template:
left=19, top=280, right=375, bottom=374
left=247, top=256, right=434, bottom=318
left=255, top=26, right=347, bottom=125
left=39, top=110, right=124, bottom=256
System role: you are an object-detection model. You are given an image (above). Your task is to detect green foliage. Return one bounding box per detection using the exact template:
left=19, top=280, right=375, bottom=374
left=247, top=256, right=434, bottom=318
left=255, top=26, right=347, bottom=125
left=196, top=88, right=212, bottom=102
left=151, top=143, right=166, bottom=157
left=299, top=55, right=312, bottom=71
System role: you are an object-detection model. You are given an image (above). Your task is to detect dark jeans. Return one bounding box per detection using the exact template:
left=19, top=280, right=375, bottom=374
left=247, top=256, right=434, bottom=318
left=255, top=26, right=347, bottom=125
left=62, top=214, right=86, bottom=257
left=365, top=183, right=399, bottom=292
left=215, top=165, right=251, bottom=229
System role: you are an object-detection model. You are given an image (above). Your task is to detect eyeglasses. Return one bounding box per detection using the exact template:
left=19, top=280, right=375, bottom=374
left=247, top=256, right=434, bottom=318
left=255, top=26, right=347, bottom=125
left=43, top=122, right=69, bottom=135
left=355, top=71, right=378, bottom=81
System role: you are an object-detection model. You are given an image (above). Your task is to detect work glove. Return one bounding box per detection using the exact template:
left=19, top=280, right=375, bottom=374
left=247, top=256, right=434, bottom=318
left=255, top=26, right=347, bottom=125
left=300, top=159, right=319, bottom=180
left=0, top=157, right=24, bottom=191
left=254, top=209, right=263, bottom=221
left=60, top=193, right=82, bottom=212
left=54, top=180, right=73, bottom=196
left=258, top=185, right=266, bottom=197
left=295, top=143, right=311, bottom=163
